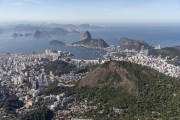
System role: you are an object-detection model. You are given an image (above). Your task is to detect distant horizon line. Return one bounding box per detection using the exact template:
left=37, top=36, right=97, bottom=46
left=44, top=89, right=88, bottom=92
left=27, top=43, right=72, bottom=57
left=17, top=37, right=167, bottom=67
left=1, top=21, right=180, bottom=27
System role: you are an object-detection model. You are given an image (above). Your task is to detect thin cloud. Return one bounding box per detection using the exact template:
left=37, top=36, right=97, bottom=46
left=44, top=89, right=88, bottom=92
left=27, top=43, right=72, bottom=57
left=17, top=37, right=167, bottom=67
left=23, top=0, right=43, bottom=5
left=11, top=2, right=24, bottom=6
left=11, top=0, right=43, bottom=5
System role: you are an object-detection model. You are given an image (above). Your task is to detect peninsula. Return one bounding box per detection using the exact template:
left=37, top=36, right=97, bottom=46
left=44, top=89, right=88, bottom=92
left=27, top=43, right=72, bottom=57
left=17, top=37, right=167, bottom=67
left=72, top=31, right=109, bottom=48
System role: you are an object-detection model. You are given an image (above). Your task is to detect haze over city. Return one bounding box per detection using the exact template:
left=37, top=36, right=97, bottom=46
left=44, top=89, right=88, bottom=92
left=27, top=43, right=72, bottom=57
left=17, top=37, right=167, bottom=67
left=1, top=0, right=180, bottom=24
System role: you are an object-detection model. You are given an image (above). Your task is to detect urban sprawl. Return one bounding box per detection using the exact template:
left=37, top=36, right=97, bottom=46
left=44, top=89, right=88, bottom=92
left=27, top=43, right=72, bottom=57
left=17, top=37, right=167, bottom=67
left=0, top=45, right=180, bottom=119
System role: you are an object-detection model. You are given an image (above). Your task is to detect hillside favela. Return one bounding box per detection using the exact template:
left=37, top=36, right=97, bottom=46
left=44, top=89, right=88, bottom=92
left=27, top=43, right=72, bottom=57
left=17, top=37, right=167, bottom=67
left=0, top=0, right=180, bottom=120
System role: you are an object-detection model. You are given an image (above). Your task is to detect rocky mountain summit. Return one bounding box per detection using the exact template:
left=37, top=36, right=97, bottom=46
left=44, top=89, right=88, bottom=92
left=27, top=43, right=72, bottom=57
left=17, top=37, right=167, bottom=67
left=80, top=31, right=92, bottom=41
left=72, top=31, right=109, bottom=48
left=79, top=61, right=130, bottom=87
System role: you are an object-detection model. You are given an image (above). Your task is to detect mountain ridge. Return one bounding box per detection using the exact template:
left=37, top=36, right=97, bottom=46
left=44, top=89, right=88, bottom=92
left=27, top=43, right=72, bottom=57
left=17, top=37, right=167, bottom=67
left=76, top=60, right=180, bottom=119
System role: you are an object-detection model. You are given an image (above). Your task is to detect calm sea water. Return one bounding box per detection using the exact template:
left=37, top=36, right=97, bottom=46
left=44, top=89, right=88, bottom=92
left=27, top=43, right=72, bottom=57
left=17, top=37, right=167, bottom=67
left=0, top=26, right=180, bottom=59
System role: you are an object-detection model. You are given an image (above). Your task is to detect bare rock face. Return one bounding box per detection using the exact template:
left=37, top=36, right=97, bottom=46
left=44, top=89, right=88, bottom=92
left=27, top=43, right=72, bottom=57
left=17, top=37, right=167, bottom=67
left=89, top=39, right=109, bottom=48
left=80, top=31, right=92, bottom=41
left=78, top=61, right=131, bottom=87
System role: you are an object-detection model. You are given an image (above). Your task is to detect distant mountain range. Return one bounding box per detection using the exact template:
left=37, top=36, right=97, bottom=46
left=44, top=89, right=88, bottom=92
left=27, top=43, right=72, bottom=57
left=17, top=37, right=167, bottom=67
left=12, top=23, right=103, bottom=32
left=72, top=31, right=109, bottom=48
left=46, top=23, right=103, bottom=31
left=49, top=27, right=80, bottom=35
left=7, top=23, right=102, bottom=38
left=11, top=27, right=80, bottom=38
left=14, top=24, right=46, bottom=31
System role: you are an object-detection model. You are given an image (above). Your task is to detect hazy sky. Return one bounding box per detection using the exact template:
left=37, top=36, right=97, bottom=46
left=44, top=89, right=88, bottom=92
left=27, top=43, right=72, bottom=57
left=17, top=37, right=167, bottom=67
left=0, top=0, right=180, bottom=24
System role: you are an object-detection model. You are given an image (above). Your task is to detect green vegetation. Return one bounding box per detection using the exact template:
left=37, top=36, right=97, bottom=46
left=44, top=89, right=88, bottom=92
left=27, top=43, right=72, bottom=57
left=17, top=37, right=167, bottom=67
left=43, top=81, right=75, bottom=96
left=153, top=47, right=180, bottom=65
left=153, top=47, right=180, bottom=58
left=44, top=60, right=76, bottom=76
left=2, top=60, right=180, bottom=119
left=0, top=87, right=24, bottom=114
left=3, top=96, right=24, bottom=114
left=17, top=105, right=54, bottom=120
left=75, top=61, right=180, bottom=119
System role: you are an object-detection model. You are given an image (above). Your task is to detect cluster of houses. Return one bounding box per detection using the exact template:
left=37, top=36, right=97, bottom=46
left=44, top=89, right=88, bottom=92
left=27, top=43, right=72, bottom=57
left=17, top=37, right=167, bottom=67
left=0, top=49, right=102, bottom=119
left=104, top=45, right=180, bottom=78
left=127, top=54, right=180, bottom=78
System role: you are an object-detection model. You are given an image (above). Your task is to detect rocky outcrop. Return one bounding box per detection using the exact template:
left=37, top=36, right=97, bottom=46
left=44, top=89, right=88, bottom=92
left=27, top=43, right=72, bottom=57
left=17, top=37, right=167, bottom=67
left=72, top=31, right=109, bottom=48
left=80, top=31, right=92, bottom=41
left=89, top=39, right=109, bottom=48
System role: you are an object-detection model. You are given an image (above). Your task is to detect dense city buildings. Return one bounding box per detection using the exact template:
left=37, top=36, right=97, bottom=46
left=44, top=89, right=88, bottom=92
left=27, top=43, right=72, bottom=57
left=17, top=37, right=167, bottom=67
left=0, top=45, right=179, bottom=119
